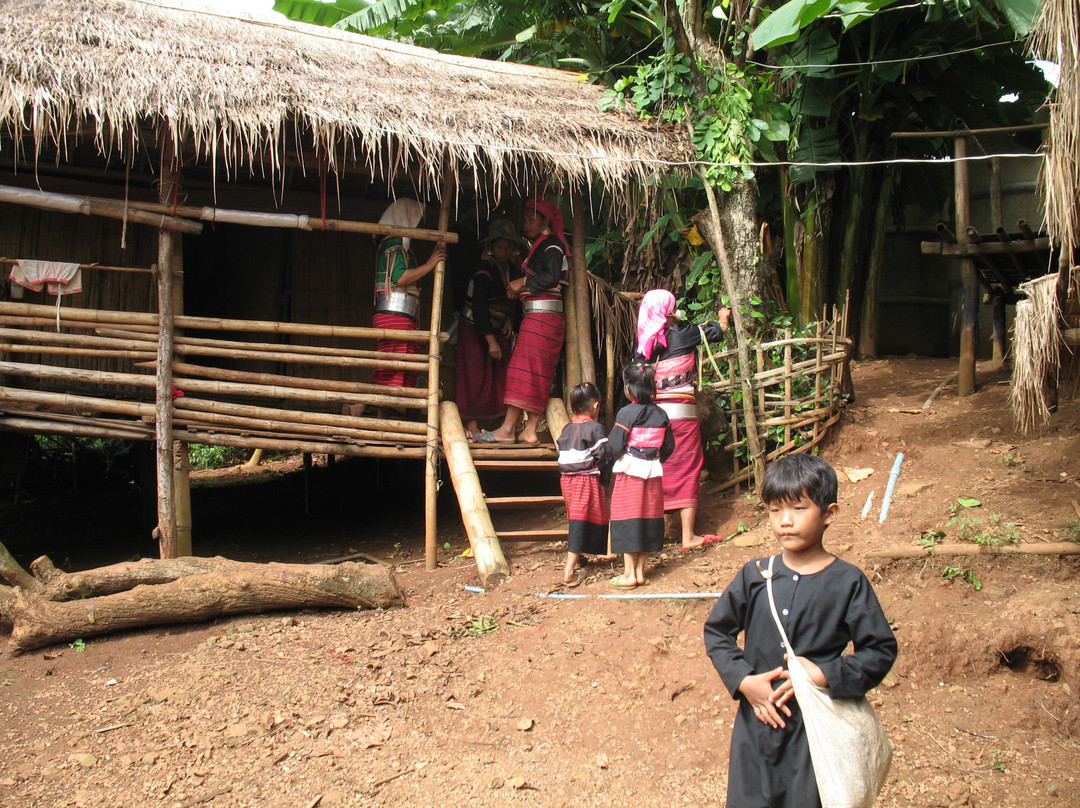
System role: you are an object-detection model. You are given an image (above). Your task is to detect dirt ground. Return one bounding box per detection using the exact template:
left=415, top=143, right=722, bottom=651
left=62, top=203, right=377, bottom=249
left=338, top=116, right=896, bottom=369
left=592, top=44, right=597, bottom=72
left=1, top=356, right=1079, bottom=808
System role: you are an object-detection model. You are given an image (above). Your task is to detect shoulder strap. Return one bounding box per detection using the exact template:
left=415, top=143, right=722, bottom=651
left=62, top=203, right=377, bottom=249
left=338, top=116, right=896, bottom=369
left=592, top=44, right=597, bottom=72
left=762, top=555, right=797, bottom=656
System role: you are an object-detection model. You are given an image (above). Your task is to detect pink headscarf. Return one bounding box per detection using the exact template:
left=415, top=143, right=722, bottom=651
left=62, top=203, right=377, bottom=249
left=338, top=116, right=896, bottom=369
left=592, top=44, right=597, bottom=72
left=525, top=196, right=571, bottom=255
left=636, top=289, right=677, bottom=360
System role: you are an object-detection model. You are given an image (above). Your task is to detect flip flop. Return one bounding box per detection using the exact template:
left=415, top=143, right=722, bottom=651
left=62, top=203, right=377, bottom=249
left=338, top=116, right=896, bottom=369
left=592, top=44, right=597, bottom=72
left=681, top=534, right=725, bottom=553
left=609, top=576, right=638, bottom=589
left=562, top=572, right=584, bottom=588
left=476, top=429, right=513, bottom=444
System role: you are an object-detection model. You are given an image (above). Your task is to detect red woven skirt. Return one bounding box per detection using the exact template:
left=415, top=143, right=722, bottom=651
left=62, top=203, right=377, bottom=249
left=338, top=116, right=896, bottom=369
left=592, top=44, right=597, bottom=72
left=609, top=473, right=665, bottom=554
left=560, top=474, right=610, bottom=555
left=455, top=319, right=509, bottom=421
left=663, top=417, right=704, bottom=510
left=504, top=310, right=564, bottom=415
left=372, top=312, right=419, bottom=388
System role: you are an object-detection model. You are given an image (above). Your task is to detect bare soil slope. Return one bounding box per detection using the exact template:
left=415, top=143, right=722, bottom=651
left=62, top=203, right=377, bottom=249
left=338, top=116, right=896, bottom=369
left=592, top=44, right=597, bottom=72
left=1, top=357, right=1078, bottom=808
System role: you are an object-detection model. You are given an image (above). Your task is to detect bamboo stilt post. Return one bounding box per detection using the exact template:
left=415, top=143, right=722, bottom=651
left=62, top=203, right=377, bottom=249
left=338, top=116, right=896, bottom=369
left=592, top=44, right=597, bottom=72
left=426, top=162, right=454, bottom=572
left=783, top=328, right=793, bottom=449
left=545, top=397, right=571, bottom=444
left=170, top=191, right=192, bottom=558
left=570, top=188, right=596, bottom=383
left=155, top=144, right=179, bottom=559
left=604, top=328, right=616, bottom=428
left=438, top=401, right=510, bottom=586
left=955, top=135, right=978, bottom=397
left=563, top=266, right=582, bottom=391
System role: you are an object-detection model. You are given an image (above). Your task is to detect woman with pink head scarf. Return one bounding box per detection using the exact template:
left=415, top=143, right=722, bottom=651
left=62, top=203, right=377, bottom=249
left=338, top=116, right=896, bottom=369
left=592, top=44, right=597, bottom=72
left=634, top=289, right=731, bottom=550
left=481, top=196, right=570, bottom=445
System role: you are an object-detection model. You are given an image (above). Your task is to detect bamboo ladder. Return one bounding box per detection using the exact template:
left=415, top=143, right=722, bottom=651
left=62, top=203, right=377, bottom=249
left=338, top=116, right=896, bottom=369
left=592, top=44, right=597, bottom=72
left=439, top=398, right=572, bottom=586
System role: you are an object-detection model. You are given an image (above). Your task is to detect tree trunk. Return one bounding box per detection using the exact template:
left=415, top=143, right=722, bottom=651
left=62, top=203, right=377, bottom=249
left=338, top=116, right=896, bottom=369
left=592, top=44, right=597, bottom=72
left=2, top=559, right=404, bottom=654
left=28, top=554, right=239, bottom=600
left=859, top=168, right=894, bottom=357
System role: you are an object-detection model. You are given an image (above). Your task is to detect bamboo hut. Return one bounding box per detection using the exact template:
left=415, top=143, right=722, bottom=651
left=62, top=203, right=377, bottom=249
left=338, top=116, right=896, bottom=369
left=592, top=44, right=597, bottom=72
left=0, top=0, right=689, bottom=566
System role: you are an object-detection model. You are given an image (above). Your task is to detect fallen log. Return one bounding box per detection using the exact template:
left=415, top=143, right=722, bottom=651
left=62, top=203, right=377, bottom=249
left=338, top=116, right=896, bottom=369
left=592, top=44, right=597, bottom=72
left=29, top=555, right=230, bottom=600
left=2, top=559, right=405, bottom=654
left=866, top=542, right=1080, bottom=560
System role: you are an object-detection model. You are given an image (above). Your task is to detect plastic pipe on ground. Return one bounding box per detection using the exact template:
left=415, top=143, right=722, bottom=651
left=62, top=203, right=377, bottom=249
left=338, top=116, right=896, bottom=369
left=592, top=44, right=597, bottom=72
left=878, top=452, right=905, bottom=524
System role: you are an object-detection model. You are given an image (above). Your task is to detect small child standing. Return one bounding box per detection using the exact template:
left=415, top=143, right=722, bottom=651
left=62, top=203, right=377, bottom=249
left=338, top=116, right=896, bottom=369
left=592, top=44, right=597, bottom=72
left=556, top=382, right=615, bottom=586
left=704, top=454, right=897, bottom=808
left=607, top=362, right=674, bottom=588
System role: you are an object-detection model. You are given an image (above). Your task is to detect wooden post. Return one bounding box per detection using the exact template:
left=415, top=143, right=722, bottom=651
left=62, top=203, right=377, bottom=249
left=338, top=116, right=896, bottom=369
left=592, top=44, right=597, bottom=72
left=989, top=156, right=1008, bottom=366
left=155, top=143, right=179, bottom=559
left=170, top=184, right=192, bottom=557
left=570, top=189, right=596, bottom=383
left=604, top=328, right=616, bottom=428
left=544, top=397, right=571, bottom=444
left=438, top=402, right=510, bottom=587
left=563, top=265, right=582, bottom=391
left=955, top=135, right=978, bottom=397
left=425, top=161, right=454, bottom=572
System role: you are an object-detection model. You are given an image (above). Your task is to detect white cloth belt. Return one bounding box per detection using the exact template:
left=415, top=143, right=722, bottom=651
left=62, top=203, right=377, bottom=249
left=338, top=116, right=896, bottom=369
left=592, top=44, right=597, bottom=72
left=523, top=299, right=563, bottom=315
left=658, top=402, right=698, bottom=420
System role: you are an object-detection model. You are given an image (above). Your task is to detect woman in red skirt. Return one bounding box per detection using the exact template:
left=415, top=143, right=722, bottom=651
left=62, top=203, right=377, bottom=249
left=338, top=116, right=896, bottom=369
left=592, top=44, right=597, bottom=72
left=456, top=218, right=523, bottom=439
left=635, top=289, right=730, bottom=550
left=482, top=197, right=568, bottom=445
left=347, top=199, right=445, bottom=418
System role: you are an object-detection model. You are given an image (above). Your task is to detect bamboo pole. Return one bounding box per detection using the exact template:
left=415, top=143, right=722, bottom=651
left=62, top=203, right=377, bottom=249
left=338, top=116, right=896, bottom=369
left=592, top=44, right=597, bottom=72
left=426, top=163, right=454, bottom=572
left=866, top=543, right=1080, bottom=560
left=545, top=397, right=571, bottom=444
left=167, top=361, right=429, bottom=398
left=955, top=135, right=978, bottom=397
left=570, top=189, right=596, bottom=383
left=108, top=197, right=458, bottom=244
left=156, top=148, right=179, bottom=560
left=175, top=397, right=426, bottom=435
left=0, top=344, right=155, bottom=360
left=439, top=401, right=510, bottom=587
left=0, top=387, right=152, bottom=417
left=0, top=184, right=202, bottom=235
left=172, top=409, right=422, bottom=444
left=0, top=415, right=152, bottom=440
left=604, top=328, right=616, bottom=428
left=0, top=327, right=156, bottom=351
left=783, top=329, right=793, bottom=449
left=169, top=430, right=427, bottom=459
left=563, top=268, right=582, bottom=391
left=0, top=302, right=444, bottom=343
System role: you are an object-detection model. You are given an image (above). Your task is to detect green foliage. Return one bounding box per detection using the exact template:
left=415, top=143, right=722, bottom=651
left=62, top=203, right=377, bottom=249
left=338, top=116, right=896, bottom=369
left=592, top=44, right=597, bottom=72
left=945, top=499, right=1020, bottom=547
left=1067, top=523, right=1080, bottom=544
left=989, top=748, right=1007, bottom=773
left=187, top=444, right=252, bottom=471
left=69, top=638, right=87, bottom=652
left=939, top=564, right=982, bottom=591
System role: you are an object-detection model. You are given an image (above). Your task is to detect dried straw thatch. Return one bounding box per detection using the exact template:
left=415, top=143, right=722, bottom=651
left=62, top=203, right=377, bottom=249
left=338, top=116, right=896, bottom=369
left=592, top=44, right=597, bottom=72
left=0, top=0, right=689, bottom=198
left=1009, top=273, right=1062, bottom=433
left=1030, top=0, right=1080, bottom=254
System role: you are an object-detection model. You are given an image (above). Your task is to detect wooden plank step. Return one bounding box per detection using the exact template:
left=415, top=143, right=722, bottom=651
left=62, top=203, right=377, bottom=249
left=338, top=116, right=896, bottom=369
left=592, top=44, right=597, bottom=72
left=472, top=459, right=559, bottom=471
left=484, top=495, right=564, bottom=510
left=469, top=445, right=557, bottom=459
left=497, top=528, right=569, bottom=542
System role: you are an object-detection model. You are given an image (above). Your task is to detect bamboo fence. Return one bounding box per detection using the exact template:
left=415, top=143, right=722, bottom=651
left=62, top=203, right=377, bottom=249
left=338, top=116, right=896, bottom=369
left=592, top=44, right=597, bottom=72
left=702, top=305, right=853, bottom=492
left=0, top=301, right=444, bottom=457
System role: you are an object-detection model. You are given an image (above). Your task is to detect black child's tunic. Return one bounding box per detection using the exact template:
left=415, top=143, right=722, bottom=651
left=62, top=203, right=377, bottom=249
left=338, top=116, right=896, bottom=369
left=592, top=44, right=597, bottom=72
left=704, top=555, right=897, bottom=808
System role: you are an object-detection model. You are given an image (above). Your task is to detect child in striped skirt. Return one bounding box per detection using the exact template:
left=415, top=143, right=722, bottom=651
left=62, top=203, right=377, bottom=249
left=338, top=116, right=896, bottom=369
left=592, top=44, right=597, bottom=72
left=556, top=382, right=614, bottom=586
left=607, top=362, right=674, bottom=588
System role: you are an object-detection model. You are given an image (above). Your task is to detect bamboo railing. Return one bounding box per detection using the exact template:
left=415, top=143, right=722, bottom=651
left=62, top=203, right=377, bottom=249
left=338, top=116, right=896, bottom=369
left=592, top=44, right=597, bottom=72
left=0, top=301, right=445, bottom=459
left=702, top=304, right=852, bottom=492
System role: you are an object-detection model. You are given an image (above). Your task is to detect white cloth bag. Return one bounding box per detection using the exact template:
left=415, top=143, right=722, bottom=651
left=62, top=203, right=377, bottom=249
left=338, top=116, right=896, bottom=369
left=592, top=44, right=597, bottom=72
left=763, top=555, right=892, bottom=808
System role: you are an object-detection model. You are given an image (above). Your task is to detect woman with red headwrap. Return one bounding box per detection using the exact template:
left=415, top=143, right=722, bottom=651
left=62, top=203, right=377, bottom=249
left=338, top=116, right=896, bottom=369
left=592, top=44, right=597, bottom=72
left=635, top=289, right=731, bottom=550
left=481, top=197, right=569, bottom=445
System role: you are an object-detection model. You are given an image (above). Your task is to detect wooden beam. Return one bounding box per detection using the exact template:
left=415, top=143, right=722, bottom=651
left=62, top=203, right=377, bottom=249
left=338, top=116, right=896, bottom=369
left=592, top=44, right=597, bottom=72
left=156, top=148, right=179, bottom=560
left=0, top=184, right=202, bottom=235
left=920, top=237, right=1051, bottom=256
left=891, top=123, right=1048, bottom=138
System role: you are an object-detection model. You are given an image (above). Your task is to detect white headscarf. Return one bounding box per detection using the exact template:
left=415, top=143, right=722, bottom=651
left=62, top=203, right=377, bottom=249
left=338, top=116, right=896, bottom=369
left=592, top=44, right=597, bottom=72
left=378, top=199, right=425, bottom=250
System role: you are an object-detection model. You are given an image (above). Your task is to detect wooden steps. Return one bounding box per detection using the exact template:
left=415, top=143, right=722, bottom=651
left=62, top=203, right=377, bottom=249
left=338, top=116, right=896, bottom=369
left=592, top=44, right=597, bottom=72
left=484, top=495, right=565, bottom=510
left=472, top=459, right=559, bottom=471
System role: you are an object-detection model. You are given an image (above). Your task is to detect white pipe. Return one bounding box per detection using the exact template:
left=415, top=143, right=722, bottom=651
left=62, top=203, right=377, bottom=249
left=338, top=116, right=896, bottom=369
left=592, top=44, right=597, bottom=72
left=878, top=452, right=905, bottom=524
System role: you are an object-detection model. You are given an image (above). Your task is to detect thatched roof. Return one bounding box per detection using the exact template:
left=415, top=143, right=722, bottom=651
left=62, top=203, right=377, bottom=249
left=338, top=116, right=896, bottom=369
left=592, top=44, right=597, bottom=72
left=0, top=0, right=689, bottom=197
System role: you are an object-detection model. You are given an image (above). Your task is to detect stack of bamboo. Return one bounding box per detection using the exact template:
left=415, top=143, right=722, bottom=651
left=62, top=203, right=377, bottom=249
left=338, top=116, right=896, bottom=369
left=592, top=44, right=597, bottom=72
left=0, top=301, right=444, bottom=458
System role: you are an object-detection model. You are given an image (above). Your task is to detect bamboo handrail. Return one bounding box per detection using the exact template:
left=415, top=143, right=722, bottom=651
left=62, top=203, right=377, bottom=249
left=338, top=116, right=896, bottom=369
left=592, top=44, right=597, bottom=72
left=0, top=184, right=202, bottom=235
left=172, top=411, right=423, bottom=444
left=0, top=302, right=446, bottom=343
left=174, top=397, right=427, bottom=435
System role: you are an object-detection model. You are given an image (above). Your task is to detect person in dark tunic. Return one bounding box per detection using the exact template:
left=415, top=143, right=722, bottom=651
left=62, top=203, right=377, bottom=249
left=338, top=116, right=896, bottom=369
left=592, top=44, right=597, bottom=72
left=607, top=362, right=674, bottom=588
left=556, top=382, right=614, bottom=585
left=704, top=454, right=897, bottom=808
left=456, top=217, right=523, bottom=440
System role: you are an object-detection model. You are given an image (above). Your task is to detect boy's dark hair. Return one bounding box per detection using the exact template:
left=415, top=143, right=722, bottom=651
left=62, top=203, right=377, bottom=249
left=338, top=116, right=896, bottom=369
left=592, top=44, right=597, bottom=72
left=622, top=361, right=655, bottom=404
left=569, top=381, right=602, bottom=415
left=760, top=454, right=837, bottom=511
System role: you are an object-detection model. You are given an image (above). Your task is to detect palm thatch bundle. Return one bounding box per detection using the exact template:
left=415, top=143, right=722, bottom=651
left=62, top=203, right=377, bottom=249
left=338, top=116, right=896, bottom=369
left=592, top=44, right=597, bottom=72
left=0, top=0, right=689, bottom=199
left=1009, top=273, right=1062, bottom=433
left=1030, top=0, right=1080, bottom=254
